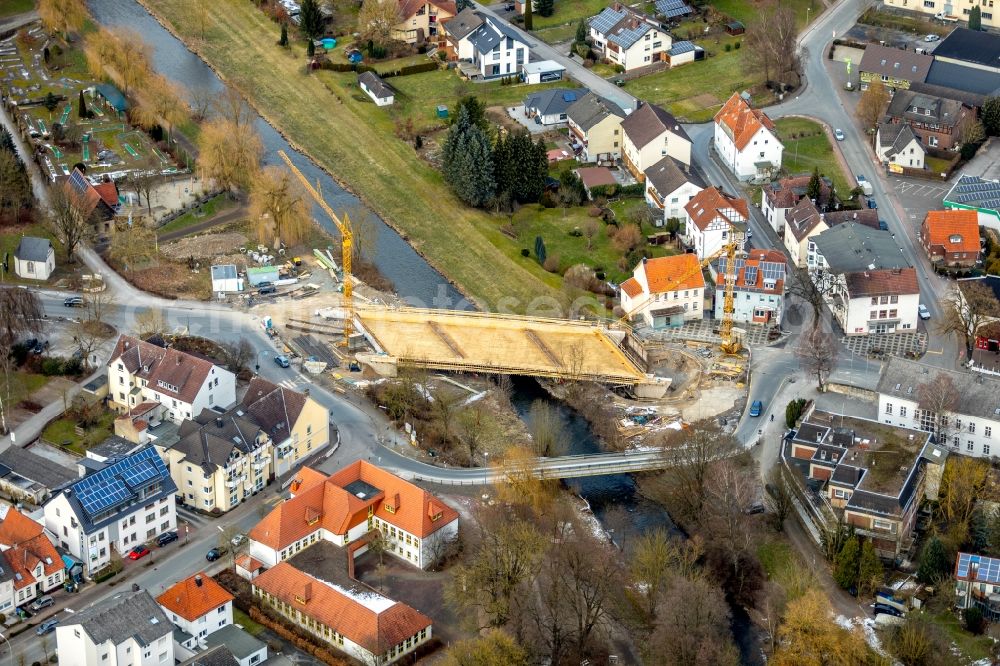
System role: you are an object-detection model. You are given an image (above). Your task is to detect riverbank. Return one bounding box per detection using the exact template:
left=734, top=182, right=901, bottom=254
left=136, top=0, right=563, bottom=311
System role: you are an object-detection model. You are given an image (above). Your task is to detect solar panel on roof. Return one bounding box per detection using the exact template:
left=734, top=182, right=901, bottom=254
left=72, top=447, right=169, bottom=518
left=68, top=169, right=89, bottom=195
left=562, top=92, right=577, bottom=102
left=670, top=41, right=695, bottom=55
left=590, top=8, right=626, bottom=34
left=744, top=266, right=758, bottom=285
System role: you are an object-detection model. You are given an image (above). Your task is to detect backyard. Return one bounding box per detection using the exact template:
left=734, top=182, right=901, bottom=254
left=144, top=0, right=566, bottom=310
left=774, top=118, right=852, bottom=196
left=156, top=192, right=238, bottom=236
left=41, top=410, right=115, bottom=455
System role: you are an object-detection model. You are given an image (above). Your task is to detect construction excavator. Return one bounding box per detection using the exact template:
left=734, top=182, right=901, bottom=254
left=277, top=149, right=354, bottom=348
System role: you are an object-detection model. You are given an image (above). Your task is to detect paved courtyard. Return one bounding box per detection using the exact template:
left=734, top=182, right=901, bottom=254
left=637, top=319, right=781, bottom=348
left=840, top=331, right=927, bottom=359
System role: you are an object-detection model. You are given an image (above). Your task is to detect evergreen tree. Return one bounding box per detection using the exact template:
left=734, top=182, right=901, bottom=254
left=299, top=0, right=325, bottom=40
left=807, top=166, right=821, bottom=203
left=970, top=5, right=982, bottom=30
left=535, top=235, right=547, bottom=264
left=575, top=19, right=587, bottom=45
left=77, top=89, right=88, bottom=119
left=280, top=23, right=289, bottom=47
left=833, top=536, right=860, bottom=590
left=454, top=95, right=488, bottom=131
left=524, top=0, right=533, bottom=31
left=44, top=92, right=58, bottom=114
left=982, top=96, right=1000, bottom=137
left=536, top=0, right=554, bottom=17
left=442, top=106, right=495, bottom=207
left=443, top=106, right=472, bottom=189
left=307, top=39, right=316, bottom=57
left=917, top=536, right=950, bottom=583
left=857, top=540, right=883, bottom=597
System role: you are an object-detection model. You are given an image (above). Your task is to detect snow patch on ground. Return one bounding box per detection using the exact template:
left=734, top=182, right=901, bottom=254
left=836, top=615, right=886, bottom=657
left=316, top=577, right=396, bottom=613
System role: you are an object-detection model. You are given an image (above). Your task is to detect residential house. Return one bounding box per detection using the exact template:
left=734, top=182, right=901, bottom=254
left=877, top=356, right=1000, bottom=459
left=786, top=408, right=944, bottom=559
left=566, top=92, right=626, bottom=162
left=159, top=409, right=274, bottom=514
left=13, top=236, right=55, bottom=281
left=65, top=168, right=117, bottom=233
left=621, top=102, right=691, bottom=181
left=176, top=646, right=240, bottom=666
left=43, top=446, right=177, bottom=577
left=643, top=156, right=705, bottom=227
left=886, top=89, right=972, bottom=150
left=202, top=627, right=267, bottom=666
left=522, top=87, right=587, bottom=127
left=0, top=505, right=64, bottom=610
left=811, top=223, right=919, bottom=335
left=683, top=186, right=748, bottom=260
left=653, top=0, right=693, bottom=20
left=712, top=249, right=786, bottom=325
left=588, top=5, right=672, bottom=71
left=440, top=7, right=483, bottom=60
left=0, top=446, right=77, bottom=505
left=459, top=13, right=529, bottom=79
left=884, top=0, right=999, bottom=28
left=107, top=335, right=237, bottom=425
left=858, top=44, right=932, bottom=92
left=876, top=123, right=925, bottom=170
left=240, top=376, right=330, bottom=478
left=782, top=199, right=880, bottom=269
left=761, top=174, right=832, bottom=234
left=358, top=72, right=395, bottom=107
left=576, top=167, right=618, bottom=199
left=157, top=573, right=234, bottom=651
left=234, top=554, right=265, bottom=581
left=955, top=552, right=1000, bottom=620
left=55, top=590, right=174, bottom=666
left=619, top=254, right=705, bottom=328
left=713, top=92, right=783, bottom=182
left=945, top=174, right=1000, bottom=232
left=391, top=0, right=456, bottom=45
left=247, top=460, right=458, bottom=570
left=921, top=209, right=981, bottom=267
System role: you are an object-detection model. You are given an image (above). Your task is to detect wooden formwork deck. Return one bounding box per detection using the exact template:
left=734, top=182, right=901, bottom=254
left=356, top=306, right=647, bottom=384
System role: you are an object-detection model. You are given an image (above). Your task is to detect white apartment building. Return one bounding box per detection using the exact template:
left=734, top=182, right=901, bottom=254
left=589, top=5, right=671, bottom=71
left=464, top=14, right=529, bottom=79
left=56, top=590, right=174, bottom=666
left=714, top=92, right=784, bottom=182
left=712, top=249, right=786, bottom=326
left=621, top=102, right=692, bottom=181
left=157, top=573, right=234, bottom=650
left=878, top=357, right=1000, bottom=459
left=619, top=254, right=705, bottom=329
left=107, top=335, right=236, bottom=425
left=44, top=446, right=177, bottom=577
left=683, top=186, right=748, bottom=260
left=883, top=0, right=998, bottom=29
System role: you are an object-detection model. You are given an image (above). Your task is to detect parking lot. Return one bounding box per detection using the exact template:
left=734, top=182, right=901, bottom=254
left=887, top=176, right=949, bottom=231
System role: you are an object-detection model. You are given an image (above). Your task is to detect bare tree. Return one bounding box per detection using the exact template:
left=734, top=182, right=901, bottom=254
left=917, top=372, right=961, bottom=446
left=134, top=309, right=169, bottom=339
left=858, top=81, right=889, bottom=134
left=583, top=218, right=600, bottom=251
left=958, top=116, right=987, bottom=147
left=796, top=324, right=838, bottom=391
left=132, top=74, right=190, bottom=142
left=456, top=401, right=493, bottom=463
left=83, top=27, right=153, bottom=98
left=765, top=467, right=793, bottom=532
left=198, top=119, right=263, bottom=195
left=938, top=281, right=1000, bottom=362
left=46, top=185, right=93, bottom=263
left=127, top=158, right=162, bottom=217
left=109, top=220, right=157, bottom=269
left=526, top=400, right=568, bottom=457
left=38, top=0, right=88, bottom=39
left=249, top=166, right=309, bottom=247
left=188, top=86, right=215, bottom=121
left=212, top=84, right=255, bottom=129
left=358, top=0, right=402, bottom=44
left=645, top=575, right=740, bottom=666
left=0, top=288, right=44, bottom=433
left=492, top=444, right=559, bottom=515
left=219, top=339, right=254, bottom=376
left=629, top=528, right=703, bottom=620
left=743, top=2, right=799, bottom=88
left=785, top=267, right=836, bottom=330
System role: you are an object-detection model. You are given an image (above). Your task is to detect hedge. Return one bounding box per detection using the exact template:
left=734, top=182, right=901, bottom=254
left=587, top=183, right=645, bottom=198
left=249, top=606, right=350, bottom=666
left=92, top=562, right=122, bottom=583
left=319, top=61, right=439, bottom=78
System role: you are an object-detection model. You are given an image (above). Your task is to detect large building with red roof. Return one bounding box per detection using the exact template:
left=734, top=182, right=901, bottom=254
left=619, top=254, right=706, bottom=329
left=921, top=209, right=981, bottom=268
left=683, top=186, right=749, bottom=260
left=713, top=92, right=783, bottom=182
left=712, top=249, right=786, bottom=326
left=0, top=505, right=64, bottom=611
left=246, top=461, right=453, bottom=664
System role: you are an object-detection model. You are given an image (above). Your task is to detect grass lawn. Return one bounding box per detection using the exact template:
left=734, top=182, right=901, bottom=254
left=157, top=193, right=238, bottom=235
left=757, top=537, right=818, bottom=601
left=710, top=0, right=821, bottom=29
left=532, top=0, right=607, bottom=30
left=925, top=156, right=953, bottom=176
left=0, top=223, right=75, bottom=285
left=42, top=411, right=116, bottom=455
left=589, top=62, right=618, bottom=79
left=0, top=0, right=34, bottom=18
left=0, top=373, right=50, bottom=409
left=774, top=118, right=852, bottom=196
left=233, top=607, right=265, bottom=637
left=145, top=0, right=563, bottom=310
left=534, top=23, right=579, bottom=45
left=622, top=34, right=766, bottom=123
left=510, top=202, right=676, bottom=282
left=930, top=611, right=993, bottom=661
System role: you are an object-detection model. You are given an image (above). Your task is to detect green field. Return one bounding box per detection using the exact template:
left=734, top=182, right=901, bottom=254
left=929, top=611, right=993, bottom=662
left=532, top=0, right=607, bottom=30
left=144, top=0, right=565, bottom=310
left=534, top=22, right=579, bottom=45
left=42, top=411, right=115, bottom=455
left=774, top=118, right=852, bottom=196
left=710, top=0, right=821, bottom=29
left=0, top=373, right=49, bottom=409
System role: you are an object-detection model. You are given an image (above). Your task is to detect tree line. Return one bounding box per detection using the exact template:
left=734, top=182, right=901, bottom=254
left=0, top=128, right=32, bottom=225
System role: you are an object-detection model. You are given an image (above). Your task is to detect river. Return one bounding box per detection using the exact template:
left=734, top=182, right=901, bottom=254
left=86, top=0, right=468, bottom=309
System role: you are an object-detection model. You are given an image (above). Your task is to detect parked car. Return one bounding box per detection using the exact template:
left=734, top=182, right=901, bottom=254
left=32, top=340, right=49, bottom=355
left=63, top=296, right=84, bottom=307
left=749, top=400, right=763, bottom=417
left=834, top=128, right=845, bottom=141
left=206, top=547, right=227, bottom=562
left=258, top=285, right=277, bottom=295
left=874, top=603, right=905, bottom=617
left=231, top=533, right=248, bottom=548
left=29, top=596, right=54, bottom=612
left=918, top=304, right=931, bottom=320
left=924, top=33, right=940, bottom=41
left=156, top=531, right=179, bottom=547
left=866, top=197, right=878, bottom=209
left=878, top=220, right=889, bottom=231
left=36, top=618, right=59, bottom=635
left=745, top=502, right=766, bottom=515
left=256, top=281, right=273, bottom=290
left=275, top=354, right=291, bottom=368
left=128, top=545, right=151, bottom=560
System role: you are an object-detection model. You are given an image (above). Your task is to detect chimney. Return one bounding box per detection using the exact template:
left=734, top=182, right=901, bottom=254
left=216, top=418, right=224, bottom=428
left=195, top=575, right=203, bottom=587
left=176, top=355, right=181, bottom=365
left=301, top=581, right=312, bottom=602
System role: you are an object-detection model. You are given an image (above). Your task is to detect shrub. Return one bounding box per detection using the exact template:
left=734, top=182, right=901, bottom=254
left=521, top=248, right=530, bottom=257
left=588, top=206, right=602, bottom=217
left=734, top=41, right=741, bottom=49
left=40, top=357, right=65, bottom=376
left=568, top=227, right=583, bottom=237
left=724, top=43, right=732, bottom=52
left=543, top=254, right=560, bottom=272
left=540, top=191, right=557, bottom=208
left=965, top=606, right=986, bottom=634
left=785, top=398, right=807, bottom=428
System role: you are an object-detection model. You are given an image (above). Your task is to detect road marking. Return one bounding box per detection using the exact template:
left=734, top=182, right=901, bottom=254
left=925, top=348, right=943, bottom=355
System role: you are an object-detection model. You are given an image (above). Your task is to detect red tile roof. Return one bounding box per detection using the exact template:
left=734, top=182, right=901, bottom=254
left=289, top=466, right=328, bottom=497
left=0, top=506, right=45, bottom=545
left=685, top=186, right=749, bottom=231
left=398, top=0, right=456, bottom=21
left=714, top=93, right=776, bottom=151
left=922, top=210, right=981, bottom=255
left=157, top=573, right=234, bottom=622
left=93, top=181, right=119, bottom=208
left=731, top=249, right=785, bottom=294
left=250, top=461, right=458, bottom=551
left=253, top=562, right=431, bottom=653
left=0, top=510, right=62, bottom=590
left=844, top=267, right=919, bottom=297
left=235, top=554, right=265, bottom=573
left=108, top=335, right=219, bottom=405
left=764, top=175, right=832, bottom=210
left=619, top=277, right=642, bottom=298
left=639, top=254, right=705, bottom=294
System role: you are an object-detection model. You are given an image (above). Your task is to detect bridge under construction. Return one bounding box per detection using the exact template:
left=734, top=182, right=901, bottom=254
left=353, top=306, right=668, bottom=398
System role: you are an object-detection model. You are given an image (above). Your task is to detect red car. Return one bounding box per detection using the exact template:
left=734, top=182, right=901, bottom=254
left=127, top=545, right=150, bottom=560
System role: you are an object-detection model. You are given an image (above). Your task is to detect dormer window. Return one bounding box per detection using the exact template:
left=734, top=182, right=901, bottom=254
left=949, top=234, right=962, bottom=244
left=384, top=503, right=396, bottom=514
left=431, top=511, right=443, bottom=522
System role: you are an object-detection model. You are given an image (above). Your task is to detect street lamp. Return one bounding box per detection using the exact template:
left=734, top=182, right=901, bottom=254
left=0, top=630, right=13, bottom=666
left=255, top=349, right=271, bottom=375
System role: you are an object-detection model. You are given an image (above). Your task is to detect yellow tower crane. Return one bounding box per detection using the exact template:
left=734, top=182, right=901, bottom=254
left=277, top=150, right=354, bottom=347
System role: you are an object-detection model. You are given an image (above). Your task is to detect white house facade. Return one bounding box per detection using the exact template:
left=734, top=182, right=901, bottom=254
left=157, top=573, right=234, bottom=651
left=56, top=591, right=174, bottom=666
left=684, top=186, right=748, bottom=260
left=712, top=249, right=786, bottom=325
left=714, top=92, right=783, bottom=181
left=13, top=236, right=55, bottom=281
left=466, top=15, right=528, bottom=79
left=621, top=102, right=692, bottom=181
left=589, top=6, right=671, bottom=71
left=643, top=156, right=705, bottom=226
left=619, top=254, right=705, bottom=329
